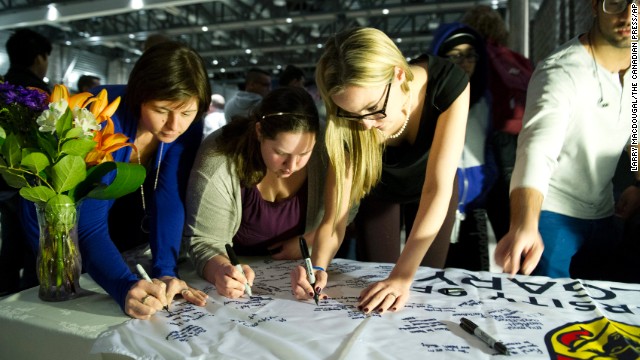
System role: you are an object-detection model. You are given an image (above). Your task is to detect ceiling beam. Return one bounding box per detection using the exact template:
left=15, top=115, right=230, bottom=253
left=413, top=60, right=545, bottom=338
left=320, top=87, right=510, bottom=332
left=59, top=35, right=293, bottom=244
left=0, top=0, right=220, bottom=30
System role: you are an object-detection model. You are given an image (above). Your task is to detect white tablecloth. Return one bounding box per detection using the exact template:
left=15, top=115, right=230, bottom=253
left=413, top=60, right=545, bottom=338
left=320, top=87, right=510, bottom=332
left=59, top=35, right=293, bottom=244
left=0, top=273, right=130, bottom=360
left=91, top=259, right=640, bottom=360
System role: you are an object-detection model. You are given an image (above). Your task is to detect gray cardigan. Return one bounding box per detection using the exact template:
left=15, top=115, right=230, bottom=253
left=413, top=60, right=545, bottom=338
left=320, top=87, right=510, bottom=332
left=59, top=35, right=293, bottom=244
left=184, top=126, right=335, bottom=277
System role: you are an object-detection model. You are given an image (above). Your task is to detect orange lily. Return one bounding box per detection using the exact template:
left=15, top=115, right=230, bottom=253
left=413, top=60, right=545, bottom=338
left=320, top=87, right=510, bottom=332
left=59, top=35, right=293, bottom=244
left=50, top=84, right=119, bottom=117
left=88, top=89, right=120, bottom=122
left=85, top=117, right=135, bottom=166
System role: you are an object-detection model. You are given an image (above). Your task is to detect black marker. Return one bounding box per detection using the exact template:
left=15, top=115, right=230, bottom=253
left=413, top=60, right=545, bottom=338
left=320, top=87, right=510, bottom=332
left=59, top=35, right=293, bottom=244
left=225, top=243, right=252, bottom=297
left=442, top=287, right=465, bottom=295
left=460, top=317, right=510, bottom=355
left=299, top=237, right=319, bottom=305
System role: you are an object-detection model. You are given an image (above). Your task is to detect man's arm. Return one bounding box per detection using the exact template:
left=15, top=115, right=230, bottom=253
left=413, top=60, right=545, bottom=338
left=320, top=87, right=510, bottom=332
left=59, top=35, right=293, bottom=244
left=494, top=187, right=545, bottom=276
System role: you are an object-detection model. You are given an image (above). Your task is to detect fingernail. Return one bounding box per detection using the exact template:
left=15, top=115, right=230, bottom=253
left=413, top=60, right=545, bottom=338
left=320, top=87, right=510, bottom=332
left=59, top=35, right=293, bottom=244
left=363, top=308, right=369, bottom=312
left=309, top=292, right=314, bottom=297
left=392, top=307, right=397, bottom=311
left=315, top=287, right=321, bottom=293
left=377, top=308, right=383, bottom=313
left=357, top=305, right=363, bottom=311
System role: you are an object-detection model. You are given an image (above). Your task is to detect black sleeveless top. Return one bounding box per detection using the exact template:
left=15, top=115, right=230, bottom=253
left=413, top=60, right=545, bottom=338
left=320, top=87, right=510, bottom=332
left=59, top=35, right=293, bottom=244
left=372, top=54, right=468, bottom=203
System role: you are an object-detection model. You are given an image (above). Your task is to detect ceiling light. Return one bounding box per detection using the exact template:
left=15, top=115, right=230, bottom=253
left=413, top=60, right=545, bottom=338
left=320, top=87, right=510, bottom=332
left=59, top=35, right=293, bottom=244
left=245, top=49, right=252, bottom=54
left=128, top=34, right=135, bottom=39
left=202, top=26, right=208, bottom=32
left=273, top=0, right=286, bottom=6
left=130, top=0, right=144, bottom=10
left=212, top=59, right=219, bottom=65
left=382, top=9, right=389, bottom=15
left=47, top=4, right=59, bottom=21
left=286, top=18, right=292, bottom=23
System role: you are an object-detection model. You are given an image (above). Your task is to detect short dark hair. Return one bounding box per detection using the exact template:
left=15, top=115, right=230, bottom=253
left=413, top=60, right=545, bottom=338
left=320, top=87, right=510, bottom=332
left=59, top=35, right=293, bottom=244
left=124, top=41, right=212, bottom=121
left=77, top=75, right=100, bottom=92
left=5, top=29, right=52, bottom=67
left=245, top=67, right=271, bottom=83
left=279, top=65, right=305, bottom=87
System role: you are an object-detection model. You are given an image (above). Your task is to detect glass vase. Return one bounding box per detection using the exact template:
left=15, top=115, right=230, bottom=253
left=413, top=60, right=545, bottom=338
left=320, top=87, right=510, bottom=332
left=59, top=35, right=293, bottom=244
left=35, top=202, right=82, bottom=301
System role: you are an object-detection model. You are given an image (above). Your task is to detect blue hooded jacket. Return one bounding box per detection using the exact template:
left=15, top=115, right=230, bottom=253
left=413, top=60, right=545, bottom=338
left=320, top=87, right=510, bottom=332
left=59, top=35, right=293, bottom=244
left=429, top=22, right=498, bottom=214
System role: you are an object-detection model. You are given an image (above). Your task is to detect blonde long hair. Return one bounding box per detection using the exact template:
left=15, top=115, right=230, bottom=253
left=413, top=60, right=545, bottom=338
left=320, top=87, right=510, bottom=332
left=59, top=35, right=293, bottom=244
left=315, top=27, right=414, bottom=220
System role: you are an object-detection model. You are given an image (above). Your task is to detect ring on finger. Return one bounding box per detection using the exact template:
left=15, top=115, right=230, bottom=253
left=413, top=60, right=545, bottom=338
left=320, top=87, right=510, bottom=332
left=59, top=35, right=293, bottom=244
left=387, top=293, right=397, bottom=298
left=181, top=288, right=190, bottom=296
left=141, top=295, right=151, bottom=305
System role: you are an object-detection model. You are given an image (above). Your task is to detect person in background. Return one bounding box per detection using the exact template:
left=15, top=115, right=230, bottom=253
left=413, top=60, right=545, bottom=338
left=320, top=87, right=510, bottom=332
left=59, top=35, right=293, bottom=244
left=291, top=27, right=469, bottom=314
left=224, top=68, right=271, bottom=123
left=186, top=86, right=349, bottom=298
left=495, top=0, right=638, bottom=279
left=77, top=74, right=101, bottom=93
left=0, top=28, right=52, bottom=296
left=279, top=65, right=306, bottom=88
left=3, top=28, right=52, bottom=94
left=462, top=5, right=534, bottom=241
left=429, top=22, right=499, bottom=271
left=21, top=41, right=211, bottom=319
left=202, top=94, right=226, bottom=139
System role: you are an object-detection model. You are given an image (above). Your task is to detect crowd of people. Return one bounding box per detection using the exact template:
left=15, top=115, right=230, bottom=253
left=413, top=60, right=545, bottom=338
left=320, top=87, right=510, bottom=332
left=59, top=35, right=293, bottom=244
left=0, top=0, right=637, bottom=320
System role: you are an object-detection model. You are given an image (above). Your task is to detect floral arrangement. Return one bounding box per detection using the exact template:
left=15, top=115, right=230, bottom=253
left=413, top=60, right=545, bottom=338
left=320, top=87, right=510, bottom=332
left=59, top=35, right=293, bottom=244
left=0, top=81, right=145, bottom=300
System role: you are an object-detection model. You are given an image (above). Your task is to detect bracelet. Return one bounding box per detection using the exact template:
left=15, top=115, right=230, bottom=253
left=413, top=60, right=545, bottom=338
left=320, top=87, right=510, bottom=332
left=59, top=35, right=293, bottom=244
left=312, top=266, right=325, bottom=272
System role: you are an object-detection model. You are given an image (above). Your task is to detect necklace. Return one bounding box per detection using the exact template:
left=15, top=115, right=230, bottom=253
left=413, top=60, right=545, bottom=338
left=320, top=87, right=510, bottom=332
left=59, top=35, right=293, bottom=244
left=137, top=142, right=164, bottom=234
left=587, top=31, right=609, bottom=108
left=388, top=89, right=412, bottom=139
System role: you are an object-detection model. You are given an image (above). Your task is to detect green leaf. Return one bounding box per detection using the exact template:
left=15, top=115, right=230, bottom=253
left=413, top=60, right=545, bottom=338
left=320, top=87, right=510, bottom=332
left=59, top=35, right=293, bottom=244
left=21, top=151, right=51, bottom=174
left=71, top=162, right=146, bottom=201
left=0, top=167, right=29, bottom=188
left=55, top=109, right=74, bottom=139
left=19, top=185, right=56, bottom=204
left=63, top=127, right=84, bottom=140
left=61, top=138, right=97, bottom=157
left=2, top=133, right=22, bottom=167
left=0, top=126, right=6, bottom=148
left=36, top=131, right=57, bottom=160
left=51, top=155, right=87, bottom=193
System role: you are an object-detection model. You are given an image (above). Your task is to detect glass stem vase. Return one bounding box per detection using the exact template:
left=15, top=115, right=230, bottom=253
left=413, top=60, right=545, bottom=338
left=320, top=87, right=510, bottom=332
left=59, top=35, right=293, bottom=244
left=35, top=202, right=82, bottom=301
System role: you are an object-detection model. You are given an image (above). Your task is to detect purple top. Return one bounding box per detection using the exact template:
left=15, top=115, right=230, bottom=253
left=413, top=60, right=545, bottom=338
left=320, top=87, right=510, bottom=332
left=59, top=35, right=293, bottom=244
left=233, top=180, right=308, bottom=255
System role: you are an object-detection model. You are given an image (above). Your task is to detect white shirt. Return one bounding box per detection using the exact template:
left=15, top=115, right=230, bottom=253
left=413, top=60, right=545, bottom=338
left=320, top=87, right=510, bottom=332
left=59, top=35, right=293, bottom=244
left=511, top=36, right=632, bottom=219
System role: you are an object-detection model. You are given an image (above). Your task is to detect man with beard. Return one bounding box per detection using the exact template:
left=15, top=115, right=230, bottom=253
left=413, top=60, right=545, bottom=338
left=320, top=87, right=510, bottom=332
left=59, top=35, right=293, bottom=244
left=494, top=0, right=639, bottom=279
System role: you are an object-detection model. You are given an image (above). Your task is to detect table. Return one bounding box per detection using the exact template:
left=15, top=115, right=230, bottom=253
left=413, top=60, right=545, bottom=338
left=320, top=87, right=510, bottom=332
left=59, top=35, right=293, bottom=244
left=2, top=259, right=640, bottom=360
left=0, top=271, right=131, bottom=360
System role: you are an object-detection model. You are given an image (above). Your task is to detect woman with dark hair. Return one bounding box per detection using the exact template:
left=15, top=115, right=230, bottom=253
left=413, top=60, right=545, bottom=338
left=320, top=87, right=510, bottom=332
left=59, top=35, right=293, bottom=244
left=21, top=41, right=211, bottom=319
left=185, top=86, right=333, bottom=299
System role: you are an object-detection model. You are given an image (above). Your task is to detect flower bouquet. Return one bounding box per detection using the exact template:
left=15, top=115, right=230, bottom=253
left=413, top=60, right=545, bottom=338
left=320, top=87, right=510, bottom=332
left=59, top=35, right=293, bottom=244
left=0, top=82, right=145, bottom=301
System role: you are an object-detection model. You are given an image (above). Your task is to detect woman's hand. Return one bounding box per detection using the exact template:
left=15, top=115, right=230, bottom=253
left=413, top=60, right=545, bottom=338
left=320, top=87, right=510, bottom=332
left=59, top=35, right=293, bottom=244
left=290, top=265, right=328, bottom=301
left=204, top=257, right=255, bottom=298
left=124, top=279, right=169, bottom=319
left=159, top=276, right=208, bottom=307
left=357, top=276, right=411, bottom=315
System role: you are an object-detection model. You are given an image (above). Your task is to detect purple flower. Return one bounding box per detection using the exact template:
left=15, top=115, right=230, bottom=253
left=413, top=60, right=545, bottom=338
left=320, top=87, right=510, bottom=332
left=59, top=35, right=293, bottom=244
left=0, top=82, right=48, bottom=111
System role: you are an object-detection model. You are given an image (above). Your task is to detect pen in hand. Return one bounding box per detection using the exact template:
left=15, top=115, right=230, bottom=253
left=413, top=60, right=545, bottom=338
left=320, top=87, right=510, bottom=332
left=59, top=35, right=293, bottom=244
left=225, top=243, right=253, bottom=297
left=460, top=317, right=510, bottom=355
left=135, top=263, right=170, bottom=313
left=299, top=236, right=319, bottom=306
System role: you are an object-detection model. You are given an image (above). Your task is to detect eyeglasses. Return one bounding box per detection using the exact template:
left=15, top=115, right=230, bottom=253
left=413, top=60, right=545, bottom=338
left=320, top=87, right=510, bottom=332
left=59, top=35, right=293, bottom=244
left=446, top=52, right=479, bottom=64
left=336, top=83, right=391, bottom=121
left=602, top=0, right=632, bottom=14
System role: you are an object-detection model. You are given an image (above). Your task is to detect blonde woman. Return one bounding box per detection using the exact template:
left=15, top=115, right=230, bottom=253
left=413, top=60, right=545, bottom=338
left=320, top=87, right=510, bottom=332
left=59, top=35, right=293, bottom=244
left=291, top=27, right=469, bottom=314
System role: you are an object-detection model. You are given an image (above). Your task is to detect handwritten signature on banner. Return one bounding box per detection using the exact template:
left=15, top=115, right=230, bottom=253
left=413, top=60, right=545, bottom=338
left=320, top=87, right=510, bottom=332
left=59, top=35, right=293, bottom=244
left=93, top=259, right=640, bottom=359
